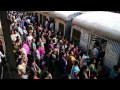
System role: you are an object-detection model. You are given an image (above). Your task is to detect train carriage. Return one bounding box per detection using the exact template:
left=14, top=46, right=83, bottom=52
left=32, top=11, right=51, bottom=25
left=71, top=11, right=120, bottom=71
left=35, top=11, right=82, bottom=39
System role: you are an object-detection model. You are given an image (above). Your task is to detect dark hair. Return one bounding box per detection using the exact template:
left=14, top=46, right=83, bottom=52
left=17, top=58, right=22, bottom=66
left=41, top=71, right=49, bottom=79
left=62, top=74, right=69, bottom=79
left=17, top=23, right=20, bottom=26
left=114, top=65, right=119, bottom=71
left=74, top=60, right=79, bottom=66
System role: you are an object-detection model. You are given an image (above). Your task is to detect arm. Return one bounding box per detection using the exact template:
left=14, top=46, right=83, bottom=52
left=0, top=51, right=5, bottom=58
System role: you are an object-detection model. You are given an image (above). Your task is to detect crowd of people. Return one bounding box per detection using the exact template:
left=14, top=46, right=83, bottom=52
left=6, top=11, right=120, bottom=79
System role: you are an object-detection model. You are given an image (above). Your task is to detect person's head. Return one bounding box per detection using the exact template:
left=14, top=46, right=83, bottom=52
left=90, top=58, right=96, bottom=64
left=114, top=65, right=120, bottom=73
left=40, top=24, right=42, bottom=27
left=83, top=65, right=89, bottom=72
left=74, top=60, right=79, bottom=66
left=16, top=36, right=20, bottom=40
left=61, top=45, right=65, bottom=50
left=53, top=39, right=55, bottom=44
left=18, top=58, right=23, bottom=65
left=41, top=71, right=49, bottom=79
left=22, top=26, right=26, bottom=30
left=90, top=71, right=98, bottom=79
left=11, top=30, right=15, bottom=34
left=70, top=50, right=74, bottom=56
left=17, top=23, right=20, bottom=27
left=61, top=52, right=66, bottom=58
left=32, top=38, right=36, bottom=43
left=117, top=67, right=120, bottom=74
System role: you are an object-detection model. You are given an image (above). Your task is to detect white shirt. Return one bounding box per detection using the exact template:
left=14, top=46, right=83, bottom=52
left=36, top=50, right=40, bottom=60
left=27, top=35, right=33, bottom=41
left=23, top=29, right=28, bottom=35
left=93, top=48, right=99, bottom=58
left=26, top=19, right=30, bottom=24
left=18, top=27, right=23, bottom=35
left=0, top=51, right=5, bottom=63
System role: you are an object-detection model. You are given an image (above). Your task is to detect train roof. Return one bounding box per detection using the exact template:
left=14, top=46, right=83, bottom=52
left=72, top=11, right=120, bottom=42
left=46, top=11, right=81, bottom=20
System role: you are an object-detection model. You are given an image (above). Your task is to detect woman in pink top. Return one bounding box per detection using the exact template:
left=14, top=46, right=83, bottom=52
left=38, top=44, right=45, bottom=56
left=22, top=42, right=30, bottom=55
left=26, top=33, right=33, bottom=48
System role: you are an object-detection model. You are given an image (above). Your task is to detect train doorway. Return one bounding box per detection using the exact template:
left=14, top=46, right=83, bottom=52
left=72, top=28, right=81, bottom=46
left=39, top=14, right=42, bottom=24
left=65, top=19, right=73, bottom=41
left=58, top=22, right=64, bottom=36
left=89, top=34, right=107, bottom=61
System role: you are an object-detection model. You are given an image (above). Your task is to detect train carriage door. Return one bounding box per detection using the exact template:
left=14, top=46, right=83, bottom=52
left=72, top=28, right=81, bottom=45
left=59, top=22, right=64, bottom=36
left=35, top=13, right=38, bottom=23
left=89, top=34, right=107, bottom=60
left=118, top=55, right=120, bottom=66
left=49, top=17, right=55, bottom=32
left=39, top=14, right=42, bottom=24
left=43, top=15, right=46, bottom=28
left=65, top=18, right=73, bottom=41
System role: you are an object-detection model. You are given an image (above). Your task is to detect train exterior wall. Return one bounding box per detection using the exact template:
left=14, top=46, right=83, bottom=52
left=54, top=18, right=66, bottom=35
left=104, top=40, right=120, bottom=69
left=71, top=25, right=90, bottom=51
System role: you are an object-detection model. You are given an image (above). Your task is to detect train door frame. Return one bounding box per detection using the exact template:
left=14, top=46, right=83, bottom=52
left=89, top=33, right=108, bottom=64
left=58, top=22, right=65, bottom=37
left=39, top=14, right=42, bottom=24
left=71, top=27, right=81, bottom=46
left=53, top=17, right=65, bottom=36
left=35, top=13, right=38, bottom=23
left=49, top=16, right=55, bottom=32
left=118, top=55, right=120, bottom=66
left=65, top=18, right=73, bottom=41
left=89, top=33, right=107, bottom=52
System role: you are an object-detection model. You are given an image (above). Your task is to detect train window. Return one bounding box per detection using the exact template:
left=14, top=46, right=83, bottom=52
left=40, top=14, right=42, bottom=24
left=59, top=23, right=64, bottom=36
left=72, top=28, right=81, bottom=45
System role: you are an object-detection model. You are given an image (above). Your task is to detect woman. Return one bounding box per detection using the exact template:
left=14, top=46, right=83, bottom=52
left=38, top=44, right=45, bottom=59
left=59, top=52, right=67, bottom=77
left=11, top=30, right=18, bottom=43
left=79, top=65, right=90, bottom=79
left=17, top=58, right=28, bottom=79
left=70, top=60, right=80, bottom=79
left=29, top=60, right=41, bottom=79
left=89, top=58, right=97, bottom=73
left=41, top=71, right=52, bottom=79
left=109, top=65, right=119, bottom=79
left=26, top=33, right=33, bottom=48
